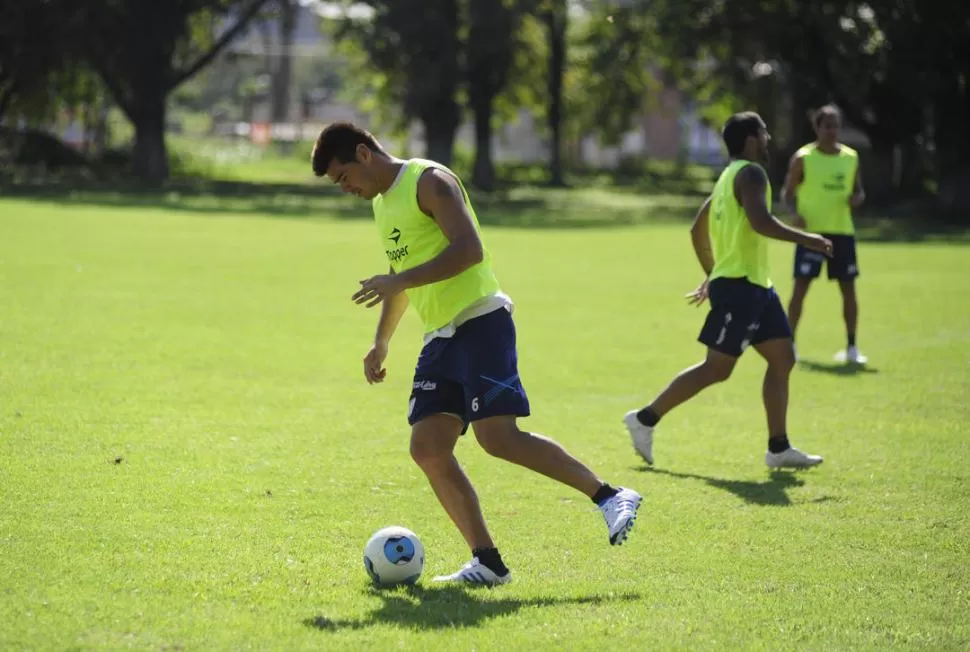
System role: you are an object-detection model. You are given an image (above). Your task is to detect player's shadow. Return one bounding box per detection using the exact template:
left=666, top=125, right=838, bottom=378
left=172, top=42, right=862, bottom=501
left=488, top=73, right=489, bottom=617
left=303, top=584, right=642, bottom=632
left=798, top=359, right=880, bottom=376
left=643, top=468, right=831, bottom=506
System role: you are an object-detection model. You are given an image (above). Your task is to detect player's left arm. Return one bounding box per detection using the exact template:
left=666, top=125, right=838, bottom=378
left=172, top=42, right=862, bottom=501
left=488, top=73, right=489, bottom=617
left=352, top=169, right=484, bottom=307
left=850, top=161, right=866, bottom=207
left=400, top=169, right=484, bottom=289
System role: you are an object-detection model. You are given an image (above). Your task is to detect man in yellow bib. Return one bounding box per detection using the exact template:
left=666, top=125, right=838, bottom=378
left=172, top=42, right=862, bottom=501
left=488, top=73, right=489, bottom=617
left=624, top=112, right=832, bottom=469
left=782, top=105, right=867, bottom=363
left=312, top=122, right=641, bottom=587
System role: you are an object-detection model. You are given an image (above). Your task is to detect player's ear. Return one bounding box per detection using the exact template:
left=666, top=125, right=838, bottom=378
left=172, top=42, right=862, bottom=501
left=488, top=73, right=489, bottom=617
left=356, top=144, right=372, bottom=165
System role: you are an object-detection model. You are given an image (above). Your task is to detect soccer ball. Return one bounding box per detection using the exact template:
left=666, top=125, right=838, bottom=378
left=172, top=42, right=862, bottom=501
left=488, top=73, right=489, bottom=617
left=363, top=526, right=425, bottom=586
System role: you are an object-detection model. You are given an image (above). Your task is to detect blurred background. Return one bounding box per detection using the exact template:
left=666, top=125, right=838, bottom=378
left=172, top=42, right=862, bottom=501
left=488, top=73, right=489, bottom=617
left=1, top=0, right=967, bottom=218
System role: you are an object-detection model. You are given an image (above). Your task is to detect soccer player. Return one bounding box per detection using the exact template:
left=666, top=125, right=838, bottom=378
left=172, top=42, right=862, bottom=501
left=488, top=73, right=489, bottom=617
left=623, top=112, right=832, bottom=469
left=782, top=104, right=867, bottom=363
left=312, top=122, right=642, bottom=587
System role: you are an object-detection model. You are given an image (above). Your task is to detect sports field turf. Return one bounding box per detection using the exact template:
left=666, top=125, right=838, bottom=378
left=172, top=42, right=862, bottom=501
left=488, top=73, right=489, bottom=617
left=2, top=188, right=968, bottom=650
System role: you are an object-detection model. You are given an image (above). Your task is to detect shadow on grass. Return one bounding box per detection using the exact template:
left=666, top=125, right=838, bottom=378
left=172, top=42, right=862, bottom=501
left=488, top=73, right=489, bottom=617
left=6, top=174, right=969, bottom=237
left=641, top=468, right=835, bottom=507
left=798, top=359, right=880, bottom=376
left=0, top=175, right=699, bottom=229
left=303, top=584, right=641, bottom=632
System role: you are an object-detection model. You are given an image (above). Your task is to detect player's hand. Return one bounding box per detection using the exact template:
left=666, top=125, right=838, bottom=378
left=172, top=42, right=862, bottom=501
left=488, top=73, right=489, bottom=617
left=363, top=340, right=389, bottom=384
left=353, top=274, right=403, bottom=308
left=802, top=233, right=834, bottom=257
left=685, top=278, right=710, bottom=306
left=792, top=214, right=807, bottom=228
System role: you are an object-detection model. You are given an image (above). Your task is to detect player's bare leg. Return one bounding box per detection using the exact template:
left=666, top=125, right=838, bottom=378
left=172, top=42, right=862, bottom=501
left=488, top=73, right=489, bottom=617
left=648, top=348, right=737, bottom=417
left=624, top=348, right=736, bottom=464
left=472, top=415, right=642, bottom=546
left=472, top=416, right=602, bottom=496
left=755, top=338, right=822, bottom=468
left=787, top=277, right=813, bottom=340
left=410, top=414, right=512, bottom=585
left=410, top=414, right=493, bottom=550
left=837, top=279, right=865, bottom=363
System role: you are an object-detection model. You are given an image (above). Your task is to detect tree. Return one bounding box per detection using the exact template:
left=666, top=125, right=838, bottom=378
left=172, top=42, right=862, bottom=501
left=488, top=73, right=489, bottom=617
left=467, top=0, right=529, bottom=190
left=81, top=0, right=270, bottom=183
left=0, top=0, right=84, bottom=122
left=540, top=0, right=567, bottom=185
left=335, top=0, right=463, bottom=165
left=650, top=0, right=970, bottom=213
left=574, top=5, right=657, bottom=146
left=264, top=0, right=298, bottom=123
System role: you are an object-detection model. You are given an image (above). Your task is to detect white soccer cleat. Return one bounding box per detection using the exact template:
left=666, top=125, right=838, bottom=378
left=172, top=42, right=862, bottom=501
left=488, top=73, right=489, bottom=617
left=834, top=346, right=868, bottom=364
left=623, top=410, right=654, bottom=465
left=432, top=558, right=511, bottom=586
left=765, top=447, right=824, bottom=469
left=599, top=487, right=643, bottom=545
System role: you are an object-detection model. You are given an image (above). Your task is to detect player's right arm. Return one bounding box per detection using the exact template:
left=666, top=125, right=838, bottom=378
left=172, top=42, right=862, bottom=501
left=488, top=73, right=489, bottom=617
left=686, top=196, right=715, bottom=305
left=781, top=153, right=806, bottom=228
left=736, top=164, right=832, bottom=256
left=689, top=195, right=715, bottom=276
left=363, top=266, right=409, bottom=384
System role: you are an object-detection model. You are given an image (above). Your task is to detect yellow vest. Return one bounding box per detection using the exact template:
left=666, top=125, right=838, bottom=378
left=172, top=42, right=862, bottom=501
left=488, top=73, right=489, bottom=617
left=709, top=159, right=772, bottom=288
left=795, top=143, right=859, bottom=235
left=372, top=159, right=501, bottom=333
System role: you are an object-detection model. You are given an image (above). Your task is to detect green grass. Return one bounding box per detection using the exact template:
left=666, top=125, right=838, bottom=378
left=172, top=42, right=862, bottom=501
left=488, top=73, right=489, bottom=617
left=1, top=191, right=969, bottom=651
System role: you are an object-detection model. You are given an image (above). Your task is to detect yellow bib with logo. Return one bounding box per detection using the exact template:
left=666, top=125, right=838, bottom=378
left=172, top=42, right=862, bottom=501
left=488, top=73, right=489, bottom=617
left=372, top=159, right=501, bottom=332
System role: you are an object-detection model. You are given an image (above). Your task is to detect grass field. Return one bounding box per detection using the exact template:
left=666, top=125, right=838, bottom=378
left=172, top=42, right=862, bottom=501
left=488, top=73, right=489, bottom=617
left=2, top=189, right=969, bottom=651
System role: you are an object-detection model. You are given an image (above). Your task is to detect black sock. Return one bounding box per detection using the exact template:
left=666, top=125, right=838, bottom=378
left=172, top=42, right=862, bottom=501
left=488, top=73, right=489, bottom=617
left=591, top=483, right=619, bottom=505
left=472, top=547, right=509, bottom=576
left=768, top=435, right=791, bottom=454
left=636, top=407, right=660, bottom=427
left=848, top=333, right=856, bottom=348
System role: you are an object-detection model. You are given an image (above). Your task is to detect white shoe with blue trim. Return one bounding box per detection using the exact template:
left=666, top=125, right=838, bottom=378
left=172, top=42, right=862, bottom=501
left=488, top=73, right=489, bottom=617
left=432, top=558, right=512, bottom=586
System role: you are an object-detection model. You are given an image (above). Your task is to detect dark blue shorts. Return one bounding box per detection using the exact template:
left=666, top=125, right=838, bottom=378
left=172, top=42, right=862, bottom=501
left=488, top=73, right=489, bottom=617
left=794, top=234, right=859, bottom=281
left=409, top=308, right=531, bottom=432
left=698, top=278, right=793, bottom=357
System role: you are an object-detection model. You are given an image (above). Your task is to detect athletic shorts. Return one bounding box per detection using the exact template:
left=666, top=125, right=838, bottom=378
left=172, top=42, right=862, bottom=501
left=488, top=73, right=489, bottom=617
left=409, top=308, right=531, bottom=432
left=794, top=234, right=859, bottom=281
left=698, top=277, right=793, bottom=357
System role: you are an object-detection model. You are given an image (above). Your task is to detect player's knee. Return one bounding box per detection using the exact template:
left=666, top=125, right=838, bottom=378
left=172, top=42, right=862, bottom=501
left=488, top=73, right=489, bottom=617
left=472, top=421, right=518, bottom=459
left=409, top=433, right=451, bottom=470
left=769, top=350, right=796, bottom=375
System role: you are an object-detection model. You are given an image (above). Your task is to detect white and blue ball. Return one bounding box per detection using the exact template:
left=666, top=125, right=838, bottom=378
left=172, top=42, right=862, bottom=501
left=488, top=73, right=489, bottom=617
left=363, top=526, right=425, bottom=586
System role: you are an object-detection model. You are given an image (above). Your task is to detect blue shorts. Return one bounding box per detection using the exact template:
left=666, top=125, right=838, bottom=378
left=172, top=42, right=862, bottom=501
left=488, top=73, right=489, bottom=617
left=409, top=308, right=531, bottom=432
left=794, top=234, right=859, bottom=281
left=698, top=278, right=792, bottom=357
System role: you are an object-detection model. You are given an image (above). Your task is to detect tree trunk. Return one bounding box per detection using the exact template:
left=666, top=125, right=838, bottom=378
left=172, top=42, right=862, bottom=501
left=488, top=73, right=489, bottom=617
left=863, top=138, right=897, bottom=205
left=934, top=69, right=970, bottom=217
left=0, top=81, right=18, bottom=122
left=896, top=137, right=927, bottom=199
left=545, top=0, right=566, bottom=186
left=424, top=121, right=457, bottom=167
left=471, top=95, right=495, bottom=191
left=132, top=97, right=168, bottom=184
left=422, top=101, right=460, bottom=167
left=270, top=0, right=296, bottom=124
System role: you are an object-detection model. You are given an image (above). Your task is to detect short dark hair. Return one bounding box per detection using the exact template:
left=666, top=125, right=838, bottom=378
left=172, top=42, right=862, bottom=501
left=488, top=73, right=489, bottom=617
left=311, top=122, right=384, bottom=176
left=812, top=104, right=841, bottom=127
left=722, top=112, right=765, bottom=157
